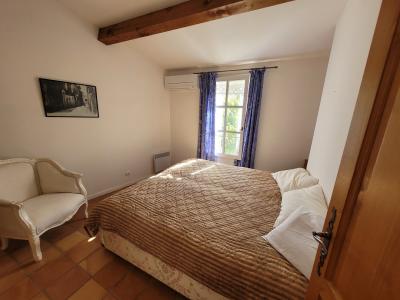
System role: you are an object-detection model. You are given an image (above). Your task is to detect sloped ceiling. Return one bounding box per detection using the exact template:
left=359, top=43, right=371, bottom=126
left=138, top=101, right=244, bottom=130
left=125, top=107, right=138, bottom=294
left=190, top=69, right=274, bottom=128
left=59, top=0, right=347, bottom=69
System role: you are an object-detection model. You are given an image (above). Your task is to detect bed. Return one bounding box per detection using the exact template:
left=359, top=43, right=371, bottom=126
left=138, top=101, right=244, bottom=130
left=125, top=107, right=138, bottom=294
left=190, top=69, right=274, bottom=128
left=85, top=159, right=308, bottom=299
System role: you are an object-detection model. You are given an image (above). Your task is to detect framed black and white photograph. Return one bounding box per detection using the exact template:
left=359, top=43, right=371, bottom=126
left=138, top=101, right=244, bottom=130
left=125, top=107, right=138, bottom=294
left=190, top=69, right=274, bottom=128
left=39, top=78, right=99, bottom=118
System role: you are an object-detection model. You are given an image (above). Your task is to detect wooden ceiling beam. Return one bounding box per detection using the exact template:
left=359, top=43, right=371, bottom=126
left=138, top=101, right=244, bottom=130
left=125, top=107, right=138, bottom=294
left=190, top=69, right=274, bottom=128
left=98, top=0, right=293, bottom=45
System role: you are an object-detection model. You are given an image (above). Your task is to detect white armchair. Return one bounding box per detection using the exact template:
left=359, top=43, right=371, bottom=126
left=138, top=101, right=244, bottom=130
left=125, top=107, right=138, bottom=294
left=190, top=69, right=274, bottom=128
left=0, top=158, right=87, bottom=261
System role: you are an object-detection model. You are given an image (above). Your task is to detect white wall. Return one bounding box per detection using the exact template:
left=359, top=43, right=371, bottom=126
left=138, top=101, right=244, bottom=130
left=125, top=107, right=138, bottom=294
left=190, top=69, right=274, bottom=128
left=170, top=56, right=328, bottom=171
left=170, top=90, right=200, bottom=164
left=255, top=57, right=328, bottom=171
left=307, top=0, right=382, bottom=201
left=0, top=0, right=171, bottom=198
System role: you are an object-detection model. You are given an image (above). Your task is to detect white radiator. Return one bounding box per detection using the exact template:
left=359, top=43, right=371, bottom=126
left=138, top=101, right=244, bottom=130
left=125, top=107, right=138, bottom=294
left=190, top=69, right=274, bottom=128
left=153, top=152, right=171, bottom=173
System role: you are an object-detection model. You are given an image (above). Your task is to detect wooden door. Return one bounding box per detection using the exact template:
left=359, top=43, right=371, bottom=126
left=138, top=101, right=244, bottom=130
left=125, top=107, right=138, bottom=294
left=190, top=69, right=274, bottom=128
left=307, top=1, right=400, bottom=299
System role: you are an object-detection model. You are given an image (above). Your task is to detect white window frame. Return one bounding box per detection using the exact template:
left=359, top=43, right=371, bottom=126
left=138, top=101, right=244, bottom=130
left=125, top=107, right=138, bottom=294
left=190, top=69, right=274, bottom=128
left=215, top=74, right=250, bottom=159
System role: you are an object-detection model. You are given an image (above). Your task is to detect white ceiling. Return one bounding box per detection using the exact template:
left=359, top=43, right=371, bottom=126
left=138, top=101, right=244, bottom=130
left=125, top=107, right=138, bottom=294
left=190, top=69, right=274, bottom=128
left=59, top=0, right=347, bottom=70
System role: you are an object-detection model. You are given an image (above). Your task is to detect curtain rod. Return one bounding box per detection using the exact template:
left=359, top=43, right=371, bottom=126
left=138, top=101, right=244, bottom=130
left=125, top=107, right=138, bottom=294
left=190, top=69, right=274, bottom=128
left=193, top=66, right=278, bottom=75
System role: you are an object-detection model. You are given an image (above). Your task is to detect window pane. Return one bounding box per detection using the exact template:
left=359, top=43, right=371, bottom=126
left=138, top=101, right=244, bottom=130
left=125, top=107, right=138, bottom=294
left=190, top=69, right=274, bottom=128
left=216, top=81, right=227, bottom=106
left=224, top=132, right=240, bottom=156
left=215, top=107, right=225, bottom=131
left=227, top=80, right=245, bottom=106
left=225, top=107, right=243, bottom=132
left=215, top=131, right=224, bottom=154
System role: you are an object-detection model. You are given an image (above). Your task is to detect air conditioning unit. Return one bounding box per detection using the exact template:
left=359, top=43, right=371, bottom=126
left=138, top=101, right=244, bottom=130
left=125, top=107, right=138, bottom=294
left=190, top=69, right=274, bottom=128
left=164, top=74, right=198, bottom=90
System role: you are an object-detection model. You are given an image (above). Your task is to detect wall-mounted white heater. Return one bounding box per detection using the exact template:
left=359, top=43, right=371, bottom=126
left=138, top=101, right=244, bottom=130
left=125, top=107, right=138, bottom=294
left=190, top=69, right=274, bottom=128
left=153, top=152, right=171, bottom=173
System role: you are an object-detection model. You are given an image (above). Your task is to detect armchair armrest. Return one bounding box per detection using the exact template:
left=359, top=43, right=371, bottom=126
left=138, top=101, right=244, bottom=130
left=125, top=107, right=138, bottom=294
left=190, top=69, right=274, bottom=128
left=35, top=159, right=87, bottom=197
left=0, top=198, right=20, bottom=207
left=0, top=199, right=35, bottom=239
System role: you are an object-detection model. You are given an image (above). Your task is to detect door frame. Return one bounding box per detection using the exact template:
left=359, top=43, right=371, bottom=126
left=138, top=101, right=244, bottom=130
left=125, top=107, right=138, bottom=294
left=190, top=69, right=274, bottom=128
left=307, top=0, right=400, bottom=298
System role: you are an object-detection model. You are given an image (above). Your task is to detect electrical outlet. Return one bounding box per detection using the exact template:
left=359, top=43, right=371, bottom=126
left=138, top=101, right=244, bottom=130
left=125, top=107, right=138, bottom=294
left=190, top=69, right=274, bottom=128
left=124, top=170, right=131, bottom=176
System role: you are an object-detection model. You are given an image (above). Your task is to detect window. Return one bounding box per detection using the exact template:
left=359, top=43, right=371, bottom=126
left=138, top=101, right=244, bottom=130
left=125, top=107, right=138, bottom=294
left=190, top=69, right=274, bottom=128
left=215, top=75, right=249, bottom=158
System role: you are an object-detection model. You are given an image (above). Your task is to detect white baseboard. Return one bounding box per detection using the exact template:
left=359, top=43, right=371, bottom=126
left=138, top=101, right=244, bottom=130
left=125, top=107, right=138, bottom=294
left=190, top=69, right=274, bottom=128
left=87, top=176, right=148, bottom=200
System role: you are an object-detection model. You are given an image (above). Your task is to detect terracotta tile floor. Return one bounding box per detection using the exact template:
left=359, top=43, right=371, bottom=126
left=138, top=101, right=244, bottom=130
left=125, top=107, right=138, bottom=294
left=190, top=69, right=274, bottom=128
left=0, top=195, right=187, bottom=300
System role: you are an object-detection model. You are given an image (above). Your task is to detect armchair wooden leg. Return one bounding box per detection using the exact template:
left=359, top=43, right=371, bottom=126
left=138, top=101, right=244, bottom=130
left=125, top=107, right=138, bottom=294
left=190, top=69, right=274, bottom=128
left=29, top=236, right=42, bottom=261
left=0, top=237, right=8, bottom=250
left=84, top=201, right=89, bottom=218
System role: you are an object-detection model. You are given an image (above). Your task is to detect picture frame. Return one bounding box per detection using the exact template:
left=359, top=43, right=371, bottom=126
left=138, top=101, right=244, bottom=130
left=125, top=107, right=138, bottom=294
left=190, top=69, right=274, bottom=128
left=39, top=78, right=99, bottom=118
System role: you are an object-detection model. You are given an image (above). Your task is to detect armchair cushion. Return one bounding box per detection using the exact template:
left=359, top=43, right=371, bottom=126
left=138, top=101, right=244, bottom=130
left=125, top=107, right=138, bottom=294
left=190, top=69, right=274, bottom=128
left=0, top=162, right=39, bottom=203
left=36, top=161, right=81, bottom=194
left=21, top=193, right=86, bottom=235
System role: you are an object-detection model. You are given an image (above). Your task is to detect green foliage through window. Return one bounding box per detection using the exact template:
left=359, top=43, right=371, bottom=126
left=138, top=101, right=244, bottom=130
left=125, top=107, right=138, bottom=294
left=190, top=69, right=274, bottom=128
left=215, top=79, right=247, bottom=157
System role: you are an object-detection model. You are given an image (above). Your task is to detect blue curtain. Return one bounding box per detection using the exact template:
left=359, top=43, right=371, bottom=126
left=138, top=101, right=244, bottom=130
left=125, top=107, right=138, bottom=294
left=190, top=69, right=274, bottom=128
left=236, top=68, right=266, bottom=168
left=197, top=72, right=217, bottom=161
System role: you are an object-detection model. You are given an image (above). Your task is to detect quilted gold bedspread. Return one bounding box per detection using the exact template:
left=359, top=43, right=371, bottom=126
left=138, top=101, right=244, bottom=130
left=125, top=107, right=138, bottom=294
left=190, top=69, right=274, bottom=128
left=86, top=159, right=307, bottom=299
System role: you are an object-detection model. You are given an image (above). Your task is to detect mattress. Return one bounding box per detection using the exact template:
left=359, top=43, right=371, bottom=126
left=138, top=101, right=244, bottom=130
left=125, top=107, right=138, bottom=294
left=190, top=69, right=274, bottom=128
left=86, top=159, right=308, bottom=299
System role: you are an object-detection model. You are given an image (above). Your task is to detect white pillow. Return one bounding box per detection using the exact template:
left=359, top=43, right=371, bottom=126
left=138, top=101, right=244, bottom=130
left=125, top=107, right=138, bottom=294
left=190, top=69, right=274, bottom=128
left=264, top=207, right=325, bottom=279
left=274, top=184, right=327, bottom=228
left=272, top=168, right=318, bottom=193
